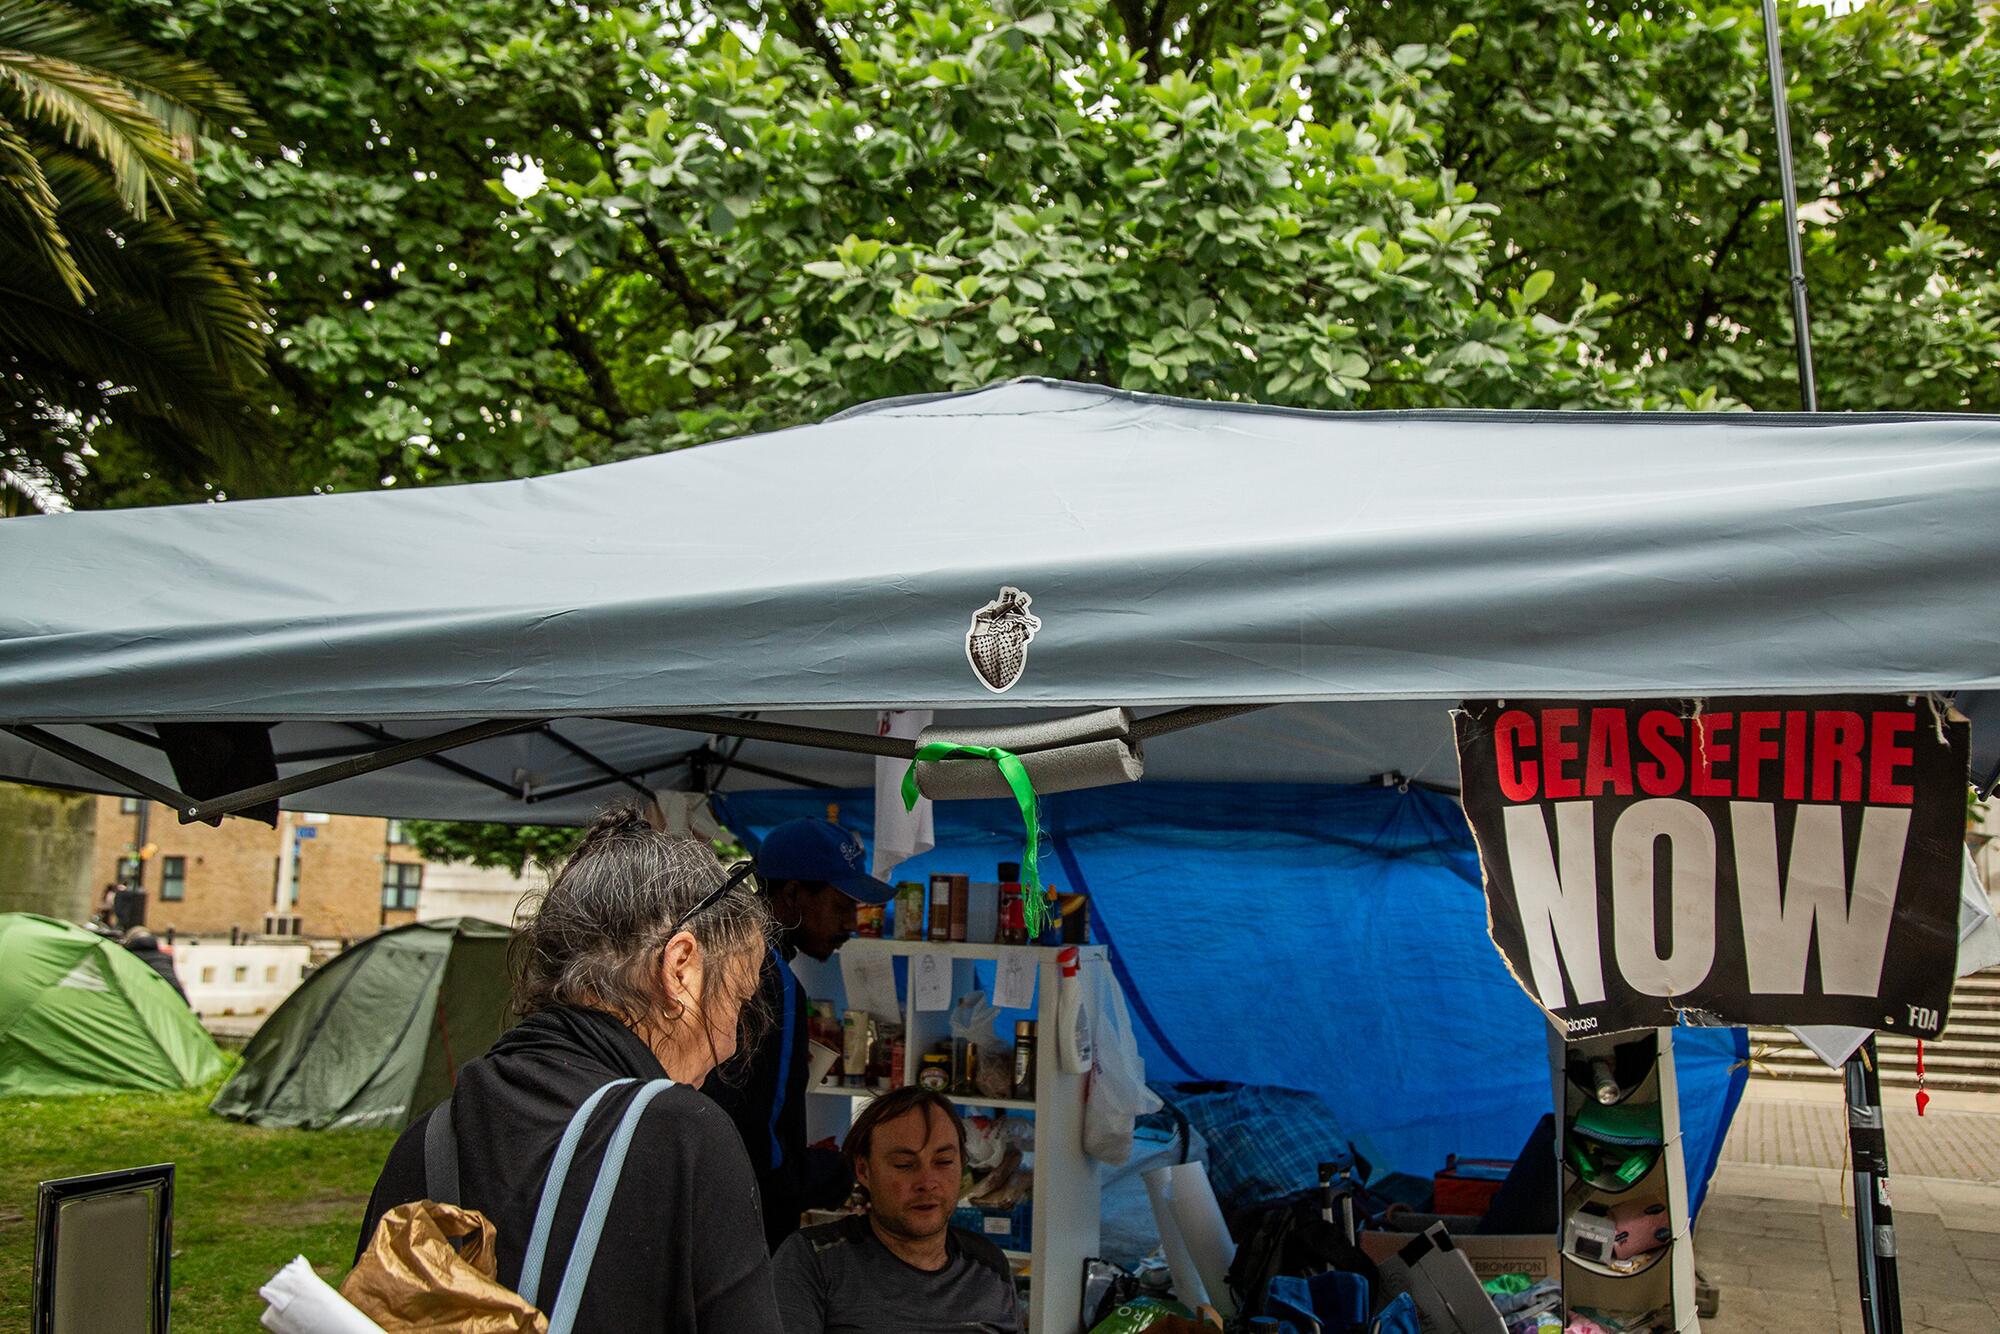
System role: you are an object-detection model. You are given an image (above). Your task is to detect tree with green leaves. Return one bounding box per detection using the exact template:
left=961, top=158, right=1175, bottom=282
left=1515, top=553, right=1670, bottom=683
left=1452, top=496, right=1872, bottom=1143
left=0, top=0, right=271, bottom=505
left=92, top=0, right=1683, bottom=512
left=1337, top=0, right=2000, bottom=411
left=396, top=820, right=582, bottom=877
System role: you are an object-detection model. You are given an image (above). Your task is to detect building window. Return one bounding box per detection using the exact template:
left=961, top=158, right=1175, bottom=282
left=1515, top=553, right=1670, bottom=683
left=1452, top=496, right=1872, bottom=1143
left=233, top=966, right=248, bottom=983
left=159, top=855, right=186, bottom=901
left=264, top=965, right=278, bottom=983
left=119, top=796, right=141, bottom=814
left=382, top=862, right=422, bottom=911
left=200, top=966, right=216, bottom=985
left=386, top=819, right=409, bottom=845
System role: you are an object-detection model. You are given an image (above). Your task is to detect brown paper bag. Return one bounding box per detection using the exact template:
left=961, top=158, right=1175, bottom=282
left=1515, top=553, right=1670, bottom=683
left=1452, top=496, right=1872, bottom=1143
left=342, top=1201, right=548, bottom=1333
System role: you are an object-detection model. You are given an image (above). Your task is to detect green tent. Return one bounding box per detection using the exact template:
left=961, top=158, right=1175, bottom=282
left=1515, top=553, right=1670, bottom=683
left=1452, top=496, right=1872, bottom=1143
left=0, top=913, right=223, bottom=1096
left=211, top=917, right=513, bottom=1130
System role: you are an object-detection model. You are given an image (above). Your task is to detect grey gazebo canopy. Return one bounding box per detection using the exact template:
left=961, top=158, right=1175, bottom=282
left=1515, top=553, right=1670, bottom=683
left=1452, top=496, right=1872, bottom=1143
left=4, top=379, right=2000, bottom=824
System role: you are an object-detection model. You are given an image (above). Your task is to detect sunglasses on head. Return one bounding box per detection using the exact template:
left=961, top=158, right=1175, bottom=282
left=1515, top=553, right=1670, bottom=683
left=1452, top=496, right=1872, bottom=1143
left=667, top=859, right=757, bottom=938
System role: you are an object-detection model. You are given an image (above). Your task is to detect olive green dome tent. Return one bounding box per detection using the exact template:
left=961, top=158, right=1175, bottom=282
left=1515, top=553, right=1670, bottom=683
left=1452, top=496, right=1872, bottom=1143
left=211, top=917, right=513, bottom=1130
left=0, top=913, right=222, bottom=1096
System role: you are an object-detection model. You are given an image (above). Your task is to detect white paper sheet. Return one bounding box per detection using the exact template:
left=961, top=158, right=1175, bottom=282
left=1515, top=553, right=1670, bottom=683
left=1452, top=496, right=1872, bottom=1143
left=994, top=954, right=1037, bottom=1011
left=840, top=950, right=902, bottom=1021
left=871, top=709, right=935, bottom=878
left=913, top=952, right=952, bottom=1011
left=259, top=1257, right=384, bottom=1334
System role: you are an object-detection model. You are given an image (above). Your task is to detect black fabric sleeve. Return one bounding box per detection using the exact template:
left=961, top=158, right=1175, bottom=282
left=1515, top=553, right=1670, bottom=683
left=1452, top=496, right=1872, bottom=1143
left=675, top=1096, right=784, bottom=1334
left=354, top=1115, right=428, bottom=1263
left=770, top=1231, right=828, bottom=1334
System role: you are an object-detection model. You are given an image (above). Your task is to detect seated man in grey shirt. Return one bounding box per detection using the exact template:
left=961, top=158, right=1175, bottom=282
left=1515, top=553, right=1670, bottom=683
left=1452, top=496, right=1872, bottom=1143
left=774, top=1086, right=1023, bottom=1334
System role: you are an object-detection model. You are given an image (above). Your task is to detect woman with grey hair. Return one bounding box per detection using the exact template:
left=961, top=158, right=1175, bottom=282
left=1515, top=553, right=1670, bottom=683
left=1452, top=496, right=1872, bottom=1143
left=358, top=806, right=782, bottom=1330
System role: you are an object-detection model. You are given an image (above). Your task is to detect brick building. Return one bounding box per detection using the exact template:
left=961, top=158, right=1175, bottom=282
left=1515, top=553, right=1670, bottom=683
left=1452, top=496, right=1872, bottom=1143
left=90, top=797, right=431, bottom=943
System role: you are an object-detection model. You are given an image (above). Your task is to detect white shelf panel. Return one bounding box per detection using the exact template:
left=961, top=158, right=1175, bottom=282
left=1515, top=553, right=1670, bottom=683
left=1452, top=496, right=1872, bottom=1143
left=806, top=1084, right=1036, bottom=1112
left=842, top=938, right=1089, bottom=962
left=950, top=1094, right=1036, bottom=1111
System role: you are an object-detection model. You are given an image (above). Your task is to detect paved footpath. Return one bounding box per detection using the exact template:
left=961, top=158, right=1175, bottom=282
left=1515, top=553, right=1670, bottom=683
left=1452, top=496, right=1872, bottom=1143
left=1702, top=1080, right=2000, bottom=1333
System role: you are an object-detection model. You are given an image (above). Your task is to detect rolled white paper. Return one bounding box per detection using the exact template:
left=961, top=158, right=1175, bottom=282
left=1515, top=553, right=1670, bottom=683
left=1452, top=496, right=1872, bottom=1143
left=1141, top=1163, right=1210, bottom=1311
left=1165, top=1161, right=1238, bottom=1318
left=259, top=1256, right=385, bottom=1334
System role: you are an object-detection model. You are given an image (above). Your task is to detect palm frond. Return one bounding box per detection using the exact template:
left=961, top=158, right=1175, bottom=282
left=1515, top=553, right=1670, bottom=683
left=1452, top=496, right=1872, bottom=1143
left=34, top=146, right=266, bottom=369
left=0, top=0, right=259, bottom=129
left=0, top=270, right=273, bottom=490
left=0, top=112, right=82, bottom=298
left=0, top=52, right=184, bottom=216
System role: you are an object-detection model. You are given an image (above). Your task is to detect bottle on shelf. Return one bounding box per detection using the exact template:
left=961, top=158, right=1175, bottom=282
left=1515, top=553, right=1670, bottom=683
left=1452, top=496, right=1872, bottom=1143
left=1013, top=1020, right=1038, bottom=1099
left=893, top=882, right=925, bottom=940
left=997, top=862, right=1025, bottom=945
left=949, top=873, right=970, bottom=942
left=1055, top=946, right=1094, bottom=1075
left=928, top=874, right=955, bottom=943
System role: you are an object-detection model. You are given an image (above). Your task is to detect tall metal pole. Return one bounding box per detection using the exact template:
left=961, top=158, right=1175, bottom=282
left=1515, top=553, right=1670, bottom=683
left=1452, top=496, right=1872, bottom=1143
left=1760, top=0, right=1818, bottom=412
left=1846, top=1042, right=1904, bottom=1334
left=1760, top=4, right=1901, bottom=1330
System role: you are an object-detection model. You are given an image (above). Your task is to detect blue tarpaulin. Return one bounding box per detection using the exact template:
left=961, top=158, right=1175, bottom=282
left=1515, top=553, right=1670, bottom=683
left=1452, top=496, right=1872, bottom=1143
left=717, top=781, right=1746, bottom=1216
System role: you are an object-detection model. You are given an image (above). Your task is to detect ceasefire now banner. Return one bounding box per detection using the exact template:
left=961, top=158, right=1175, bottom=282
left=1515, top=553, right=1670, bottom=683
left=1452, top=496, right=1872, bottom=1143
left=1455, top=696, right=1967, bottom=1038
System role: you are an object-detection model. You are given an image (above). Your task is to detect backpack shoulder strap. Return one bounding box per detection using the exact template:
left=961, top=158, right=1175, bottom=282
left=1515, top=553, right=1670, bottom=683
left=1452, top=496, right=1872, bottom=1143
left=517, top=1077, right=636, bottom=1309
left=543, top=1078, right=676, bottom=1334
left=423, top=1098, right=460, bottom=1207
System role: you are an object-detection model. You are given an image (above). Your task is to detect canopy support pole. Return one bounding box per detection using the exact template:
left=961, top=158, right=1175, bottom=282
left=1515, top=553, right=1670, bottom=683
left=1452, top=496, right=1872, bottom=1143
left=341, top=722, right=525, bottom=802
left=535, top=724, right=657, bottom=802
left=173, top=717, right=541, bottom=823
left=9, top=703, right=1272, bottom=821
left=625, top=702, right=1272, bottom=761
left=704, top=753, right=837, bottom=791
left=3, top=724, right=194, bottom=810
left=1761, top=0, right=1819, bottom=414
left=1760, top=3, right=1899, bottom=1329
left=525, top=751, right=700, bottom=805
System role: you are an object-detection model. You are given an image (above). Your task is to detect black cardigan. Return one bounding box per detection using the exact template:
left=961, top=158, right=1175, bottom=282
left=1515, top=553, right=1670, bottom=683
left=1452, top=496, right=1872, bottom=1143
left=358, top=1004, right=782, bottom=1332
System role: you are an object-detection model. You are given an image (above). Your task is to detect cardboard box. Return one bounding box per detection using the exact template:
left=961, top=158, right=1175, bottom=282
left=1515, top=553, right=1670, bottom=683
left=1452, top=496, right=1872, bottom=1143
left=1370, top=1224, right=1507, bottom=1334
left=1362, top=1227, right=1560, bottom=1282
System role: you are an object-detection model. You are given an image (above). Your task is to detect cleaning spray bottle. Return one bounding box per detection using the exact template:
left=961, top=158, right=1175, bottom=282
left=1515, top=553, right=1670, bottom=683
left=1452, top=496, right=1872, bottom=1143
left=1056, top=946, right=1094, bottom=1074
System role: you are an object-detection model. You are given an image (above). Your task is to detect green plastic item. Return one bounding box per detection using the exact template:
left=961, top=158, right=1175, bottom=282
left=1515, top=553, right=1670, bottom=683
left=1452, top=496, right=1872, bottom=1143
left=1483, top=1273, right=1534, bottom=1295
left=1615, top=1148, right=1657, bottom=1184
left=1087, top=1297, right=1195, bottom=1333
left=1571, top=1099, right=1663, bottom=1147
left=903, top=741, right=1048, bottom=935
left=0, top=913, right=222, bottom=1095
left=211, top=917, right=513, bottom=1130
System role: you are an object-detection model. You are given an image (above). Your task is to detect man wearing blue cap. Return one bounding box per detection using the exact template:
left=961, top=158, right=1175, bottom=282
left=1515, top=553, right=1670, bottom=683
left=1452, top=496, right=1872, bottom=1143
left=704, top=817, right=896, bottom=1250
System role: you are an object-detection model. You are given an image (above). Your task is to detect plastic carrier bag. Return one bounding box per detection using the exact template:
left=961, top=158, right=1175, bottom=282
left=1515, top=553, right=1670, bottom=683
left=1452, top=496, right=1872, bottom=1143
left=1083, top=957, right=1163, bottom=1166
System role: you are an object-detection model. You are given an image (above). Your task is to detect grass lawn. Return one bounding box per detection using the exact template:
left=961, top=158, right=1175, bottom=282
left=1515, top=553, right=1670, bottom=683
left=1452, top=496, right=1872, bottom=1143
left=0, top=1057, right=398, bottom=1332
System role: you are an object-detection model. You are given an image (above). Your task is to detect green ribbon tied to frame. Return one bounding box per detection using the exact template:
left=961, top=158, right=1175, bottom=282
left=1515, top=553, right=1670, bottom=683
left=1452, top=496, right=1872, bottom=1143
left=901, top=741, right=1049, bottom=939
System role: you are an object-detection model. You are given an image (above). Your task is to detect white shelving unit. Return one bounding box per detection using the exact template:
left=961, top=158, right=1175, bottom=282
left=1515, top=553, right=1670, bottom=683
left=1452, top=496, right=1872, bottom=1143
left=1555, top=1028, right=1700, bottom=1333
left=802, top=938, right=1105, bottom=1333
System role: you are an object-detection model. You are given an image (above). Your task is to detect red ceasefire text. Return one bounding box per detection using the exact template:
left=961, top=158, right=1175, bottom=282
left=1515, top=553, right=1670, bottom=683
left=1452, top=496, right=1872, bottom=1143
left=1491, top=707, right=1918, bottom=806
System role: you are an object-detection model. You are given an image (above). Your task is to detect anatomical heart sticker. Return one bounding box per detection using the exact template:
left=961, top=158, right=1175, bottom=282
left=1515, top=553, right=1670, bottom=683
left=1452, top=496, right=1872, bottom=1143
left=966, top=587, right=1042, bottom=693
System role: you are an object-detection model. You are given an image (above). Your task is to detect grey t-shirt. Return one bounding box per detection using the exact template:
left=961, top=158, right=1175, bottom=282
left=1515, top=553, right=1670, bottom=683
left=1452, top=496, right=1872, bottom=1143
left=772, top=1213, right=1023, bottom=1334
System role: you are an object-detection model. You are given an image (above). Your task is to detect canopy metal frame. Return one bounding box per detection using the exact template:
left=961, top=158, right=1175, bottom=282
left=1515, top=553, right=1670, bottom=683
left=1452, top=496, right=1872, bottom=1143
left=2, top=703, right=1268, bottom=825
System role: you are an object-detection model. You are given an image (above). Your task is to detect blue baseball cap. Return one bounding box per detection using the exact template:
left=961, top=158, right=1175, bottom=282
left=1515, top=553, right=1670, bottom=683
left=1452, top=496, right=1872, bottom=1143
left=755, top=819, right=896, bottom=904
